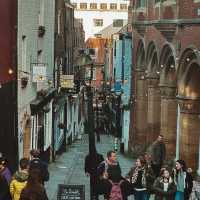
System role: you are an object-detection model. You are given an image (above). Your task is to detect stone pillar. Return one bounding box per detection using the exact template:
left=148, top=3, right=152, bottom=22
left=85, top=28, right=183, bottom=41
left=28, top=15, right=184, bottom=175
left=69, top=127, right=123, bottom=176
left=178, top=99, right=200, bottom=171
left=147, top=78, right=161, bottom=145
left=135, top=71, right=147, bottom=142
left=160, top=86, right=177, bottom=160
left=133, top=70, right=148, bottom=153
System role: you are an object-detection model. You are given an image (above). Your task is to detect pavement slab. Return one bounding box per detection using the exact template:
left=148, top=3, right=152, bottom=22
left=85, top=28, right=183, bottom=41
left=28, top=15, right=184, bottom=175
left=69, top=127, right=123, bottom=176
left=46, top=134, right=135, bottom=200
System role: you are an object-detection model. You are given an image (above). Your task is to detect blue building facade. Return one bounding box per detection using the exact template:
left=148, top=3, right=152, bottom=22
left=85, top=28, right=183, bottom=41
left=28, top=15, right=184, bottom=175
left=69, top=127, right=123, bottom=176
left=112, top=32, right=132, bottom=152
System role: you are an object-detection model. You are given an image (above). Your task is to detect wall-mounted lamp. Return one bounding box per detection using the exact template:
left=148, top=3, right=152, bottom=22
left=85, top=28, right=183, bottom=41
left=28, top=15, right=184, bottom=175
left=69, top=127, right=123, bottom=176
left=170, top=65, right=175, bottom=69
left=156, top=71, right=160, bottom=74
left=140, top=75, right=145, bottom=80
left=160, top=65, right=164, bottom=68
left=186, top=58, right=190, bottom=62
left=8, top=68, right=14, bottom=75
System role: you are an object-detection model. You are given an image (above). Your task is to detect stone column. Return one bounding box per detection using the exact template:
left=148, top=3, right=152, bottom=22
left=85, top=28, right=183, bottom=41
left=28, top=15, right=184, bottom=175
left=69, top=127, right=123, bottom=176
left=146, top=78, right=161, bottom=145
left=133, top=70, right=148, bottom=153
left=178, top=99, right=200, bottom=171
left=160, top=86, right=177, bottom=160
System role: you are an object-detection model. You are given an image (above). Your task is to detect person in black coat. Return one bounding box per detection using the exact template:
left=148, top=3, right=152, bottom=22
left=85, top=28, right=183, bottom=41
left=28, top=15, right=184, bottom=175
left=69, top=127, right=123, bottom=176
left=0, top=173, right=10, bottom=200
left=85, top=149, right=104, bottom=200
left=29, top=149, right=49, bottom=185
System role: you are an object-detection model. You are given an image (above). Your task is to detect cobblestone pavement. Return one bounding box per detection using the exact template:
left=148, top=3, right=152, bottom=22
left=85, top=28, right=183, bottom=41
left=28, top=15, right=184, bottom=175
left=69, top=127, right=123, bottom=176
left=46, top=134, right=135, bottom=200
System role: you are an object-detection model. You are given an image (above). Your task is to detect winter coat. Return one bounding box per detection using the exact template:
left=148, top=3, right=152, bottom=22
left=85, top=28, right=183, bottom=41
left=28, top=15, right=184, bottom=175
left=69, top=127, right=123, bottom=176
left=19, top=184, right=48, bottom=200
left=0, top=174, right=10, bottom=200
left=153, top=177, right=176, bottom=200
left=85, top=153, right=104, bottom=176
left=126, top=165, right=155, bottom=190
left=172, top=169, right=193, bottom=200
left=150, top=141, right=166, bottom=165
left=10, top=171, right=28, bottom=200
left=29, top=158, right=49, bottom=184
left=189, top=180, right=200, bottom=200
left=1, top=167, right=12, bottom=184
left=97, top=160, right=122, bottom=182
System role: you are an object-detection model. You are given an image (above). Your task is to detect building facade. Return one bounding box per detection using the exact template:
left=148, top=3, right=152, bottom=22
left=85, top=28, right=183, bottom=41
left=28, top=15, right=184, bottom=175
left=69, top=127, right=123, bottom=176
left=130, top=0, right=200, bottom=174
left=18, top=0, right=55, bottom=162
left=0, top=0, right=18, bottom=171
left=71, top=0, right=129, bottom=40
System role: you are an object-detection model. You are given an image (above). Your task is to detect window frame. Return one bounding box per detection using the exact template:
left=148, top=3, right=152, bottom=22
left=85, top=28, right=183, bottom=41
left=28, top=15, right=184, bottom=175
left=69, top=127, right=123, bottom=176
left=93, top=18, right=103, bottom=27
left=110, top=3, right=117, bottom=10
left=80, top=3, right=87, bottom=10
left=100, top=3, right=107, bottom=10
left=90, top=3, right=97, bottom=9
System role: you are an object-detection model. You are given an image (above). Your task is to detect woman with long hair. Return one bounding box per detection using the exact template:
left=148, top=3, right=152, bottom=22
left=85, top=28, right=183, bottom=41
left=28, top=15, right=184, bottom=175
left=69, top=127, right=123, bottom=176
left=19, top=168, right=48, bottom=200
left=153, top=168, right=176, bottom=200
left=172, top=160, right=193, bottom=200
left=126, top=156, right=149, bottom=200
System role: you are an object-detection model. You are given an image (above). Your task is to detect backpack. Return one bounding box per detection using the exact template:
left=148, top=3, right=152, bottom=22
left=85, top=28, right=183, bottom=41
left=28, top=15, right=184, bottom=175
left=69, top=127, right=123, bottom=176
left=109, top=180, right=123, bottom=200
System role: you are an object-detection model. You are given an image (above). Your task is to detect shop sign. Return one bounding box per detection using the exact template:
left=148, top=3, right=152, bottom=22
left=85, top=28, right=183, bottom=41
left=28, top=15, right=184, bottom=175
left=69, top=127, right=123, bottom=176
left=60, top=75, right=74, bottom=89
left=32, top=63, right=47, bottom=82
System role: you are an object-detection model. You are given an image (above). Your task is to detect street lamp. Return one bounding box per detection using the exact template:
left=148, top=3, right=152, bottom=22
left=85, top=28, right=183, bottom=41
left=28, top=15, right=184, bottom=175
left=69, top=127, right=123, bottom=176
left=74, top=52, right=96, bottom=152
left=74, top=52, right=99, bottom=200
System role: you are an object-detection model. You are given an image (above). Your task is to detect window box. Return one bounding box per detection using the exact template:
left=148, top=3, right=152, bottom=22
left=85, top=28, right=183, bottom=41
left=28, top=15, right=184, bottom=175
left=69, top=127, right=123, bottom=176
left=58, top=123, right=65, bottom=129
left=21, top=77, right=28, bottom=89
left=38, top=26, right=46, bottom=37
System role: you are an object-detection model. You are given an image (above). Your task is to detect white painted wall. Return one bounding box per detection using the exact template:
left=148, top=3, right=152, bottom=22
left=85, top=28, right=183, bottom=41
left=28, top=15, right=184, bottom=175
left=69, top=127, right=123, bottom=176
left=18, top=0, right=55, bottom=159
left=71, top=0, right=129, bottom=39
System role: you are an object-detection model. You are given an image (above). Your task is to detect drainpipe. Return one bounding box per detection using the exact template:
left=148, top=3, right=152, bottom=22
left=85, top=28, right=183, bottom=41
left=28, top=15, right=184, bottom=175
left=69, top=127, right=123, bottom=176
left=175, top=104, right=180, bottom=160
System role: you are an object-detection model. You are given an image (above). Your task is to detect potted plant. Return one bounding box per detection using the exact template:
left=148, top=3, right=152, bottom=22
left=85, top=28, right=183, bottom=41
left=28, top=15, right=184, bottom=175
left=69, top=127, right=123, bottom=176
left=38, top=26, right=46, bottom=37
left=21, top=77, right=28, bottom=88
left=58, top=123, right=65, bottom=129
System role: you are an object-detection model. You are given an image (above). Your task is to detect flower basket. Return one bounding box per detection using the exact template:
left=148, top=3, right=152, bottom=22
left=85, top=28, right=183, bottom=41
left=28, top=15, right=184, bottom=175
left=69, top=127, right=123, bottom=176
left=21, top=77, right=28, bottom=89
left=58, top=123, right=65, bottom=129
left=38, top=26, right=46, bottom=37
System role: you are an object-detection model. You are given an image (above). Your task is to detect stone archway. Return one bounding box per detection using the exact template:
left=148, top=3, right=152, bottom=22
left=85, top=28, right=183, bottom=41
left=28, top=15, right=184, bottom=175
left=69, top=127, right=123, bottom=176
left=177, top=48, right=200, bottom=171
left=133, top=40, right=148, bottom=153
left=146, top=41, right=161, bottom=145
left=159, top=44, right=177, bottom=159
left=23, top=118, right=31, bottom=158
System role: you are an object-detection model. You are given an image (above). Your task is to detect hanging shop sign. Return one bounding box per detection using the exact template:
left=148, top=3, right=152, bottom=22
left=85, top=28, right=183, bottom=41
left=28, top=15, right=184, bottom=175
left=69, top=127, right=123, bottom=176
left=60, top=75, right=74, bottom=89
left=32, top=63, right=47, bottom=82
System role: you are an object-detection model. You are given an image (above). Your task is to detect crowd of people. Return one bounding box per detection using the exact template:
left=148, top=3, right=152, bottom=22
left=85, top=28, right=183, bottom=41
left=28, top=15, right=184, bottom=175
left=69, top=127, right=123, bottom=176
left=85, top=135, right=200, bottom=200
left=0, top=150, right=49, bottom=200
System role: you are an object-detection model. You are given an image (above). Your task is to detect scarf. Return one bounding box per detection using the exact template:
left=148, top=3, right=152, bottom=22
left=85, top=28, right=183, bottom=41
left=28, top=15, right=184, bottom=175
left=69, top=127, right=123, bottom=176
left=131, top=166, right=145, bottom=184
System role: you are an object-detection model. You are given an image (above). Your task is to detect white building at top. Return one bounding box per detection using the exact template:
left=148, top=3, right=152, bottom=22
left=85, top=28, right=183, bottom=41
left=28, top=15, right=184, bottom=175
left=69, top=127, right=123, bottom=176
left=71, top=0, right=129, bottom=40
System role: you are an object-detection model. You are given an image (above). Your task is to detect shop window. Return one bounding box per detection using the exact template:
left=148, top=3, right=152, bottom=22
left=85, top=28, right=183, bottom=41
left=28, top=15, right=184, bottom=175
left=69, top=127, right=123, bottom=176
left=110, top=3, right=117, bottom=10
left=80, top=3, right=87, bottom=9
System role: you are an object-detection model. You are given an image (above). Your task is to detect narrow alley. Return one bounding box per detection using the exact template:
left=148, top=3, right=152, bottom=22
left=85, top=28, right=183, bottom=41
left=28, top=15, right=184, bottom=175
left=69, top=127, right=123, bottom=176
left=46, top=134, right=134, bottom=200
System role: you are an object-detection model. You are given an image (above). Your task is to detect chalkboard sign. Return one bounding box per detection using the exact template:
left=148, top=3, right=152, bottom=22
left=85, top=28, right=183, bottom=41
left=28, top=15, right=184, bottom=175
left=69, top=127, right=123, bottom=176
left=57, top=184, right=85, bottom=200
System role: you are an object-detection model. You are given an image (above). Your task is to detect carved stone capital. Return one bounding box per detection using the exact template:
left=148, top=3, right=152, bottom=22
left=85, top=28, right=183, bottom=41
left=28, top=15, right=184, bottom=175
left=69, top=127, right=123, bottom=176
left=160, top=86, right=176, bottom=99
left=177, top=97, right=200, bottom=114
left=146, top=78, right=159, bottom=88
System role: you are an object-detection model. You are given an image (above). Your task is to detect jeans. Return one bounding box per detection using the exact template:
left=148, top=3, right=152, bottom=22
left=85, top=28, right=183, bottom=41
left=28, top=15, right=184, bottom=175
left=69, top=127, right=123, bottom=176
left=134, top=190, right=148, bottom=200
left=175, top=191, right=184, bottom=200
